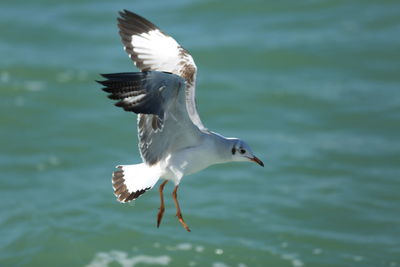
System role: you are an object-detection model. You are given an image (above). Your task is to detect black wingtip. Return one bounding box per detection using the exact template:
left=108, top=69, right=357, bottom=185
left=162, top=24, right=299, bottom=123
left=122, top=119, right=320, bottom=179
left=117, top=9, right=158, bottom=32
left=108, top=93, right=124, bottom=100
left=100, top=73, right=114, bottom=79
left=115, top=101, right=124, bottom=108
left=119, top=9, right=136, bottom=20
left=96, top=80, right=108, bottom=86
left=123, top=9, right=133, bottom=15
left=118, top=9, right=129, bottom=19
left=103, top=87, right=113, bottom=93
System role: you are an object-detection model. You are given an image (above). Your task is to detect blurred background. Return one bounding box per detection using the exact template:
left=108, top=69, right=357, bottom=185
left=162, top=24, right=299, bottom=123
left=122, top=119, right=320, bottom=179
left=1, top=0, right=399, bottom=266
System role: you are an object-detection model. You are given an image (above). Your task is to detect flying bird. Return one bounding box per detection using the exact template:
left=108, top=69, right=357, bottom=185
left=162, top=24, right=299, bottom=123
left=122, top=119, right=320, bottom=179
left=98, top=10, right=264, bottom=232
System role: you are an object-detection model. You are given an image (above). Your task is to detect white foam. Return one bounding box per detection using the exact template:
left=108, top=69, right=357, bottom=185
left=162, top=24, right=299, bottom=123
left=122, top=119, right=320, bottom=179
left=292, top=259, right=304, bottom=267
left=166, top=242, right=193, bottom=251
left=86, top=250, right=171, bottom=267
left=312, top=248, right=322, bottom=255
left=25, top=81, right=45, bottom=91
left=281, top=253, right=304, bottom=267
left=195, top=245, right=204, bottom=253
left=176, top=243, right=192, bottom=251
left=215, top=248, right=224, bottom=255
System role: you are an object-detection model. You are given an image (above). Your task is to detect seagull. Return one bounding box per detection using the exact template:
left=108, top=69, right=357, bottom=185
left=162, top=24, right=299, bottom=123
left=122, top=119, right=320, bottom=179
left=98, top=10, right=264, bottom=232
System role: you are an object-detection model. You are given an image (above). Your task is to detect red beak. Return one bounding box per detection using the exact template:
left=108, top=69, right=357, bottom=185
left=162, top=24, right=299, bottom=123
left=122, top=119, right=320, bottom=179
left=250, top=156, right=264, bottom=167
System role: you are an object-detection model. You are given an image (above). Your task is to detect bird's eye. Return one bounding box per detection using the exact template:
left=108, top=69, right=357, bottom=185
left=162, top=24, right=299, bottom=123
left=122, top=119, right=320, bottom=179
left=240, top=149, right=246, bottom=154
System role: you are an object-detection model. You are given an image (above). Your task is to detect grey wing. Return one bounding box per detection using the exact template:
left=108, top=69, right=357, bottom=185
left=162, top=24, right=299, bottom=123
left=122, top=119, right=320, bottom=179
left=99, top=71, right=202, bottom=165
left=118, top=10, right=207, bottom=132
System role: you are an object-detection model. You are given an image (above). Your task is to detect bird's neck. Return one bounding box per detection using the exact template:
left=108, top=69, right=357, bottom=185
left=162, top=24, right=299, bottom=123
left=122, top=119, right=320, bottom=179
left=207, top=132, right=234, bottom=164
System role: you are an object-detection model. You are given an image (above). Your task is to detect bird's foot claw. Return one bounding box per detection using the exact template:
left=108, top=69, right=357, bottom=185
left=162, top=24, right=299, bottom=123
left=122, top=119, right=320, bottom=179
left=176, top=212, right=191, bottom=232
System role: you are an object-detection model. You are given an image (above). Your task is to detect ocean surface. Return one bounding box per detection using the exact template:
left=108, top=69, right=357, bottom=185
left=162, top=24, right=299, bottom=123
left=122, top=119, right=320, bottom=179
left=1, top=0, right=399, bottom=266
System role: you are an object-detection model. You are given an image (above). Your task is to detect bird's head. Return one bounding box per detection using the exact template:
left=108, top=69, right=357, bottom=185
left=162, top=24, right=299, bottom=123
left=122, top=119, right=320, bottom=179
left=229, top=138, right=264, bottom=167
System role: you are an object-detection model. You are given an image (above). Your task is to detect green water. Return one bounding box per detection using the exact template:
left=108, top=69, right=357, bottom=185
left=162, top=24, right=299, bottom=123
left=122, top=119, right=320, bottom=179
left=1, top=0, right=399, bottom=266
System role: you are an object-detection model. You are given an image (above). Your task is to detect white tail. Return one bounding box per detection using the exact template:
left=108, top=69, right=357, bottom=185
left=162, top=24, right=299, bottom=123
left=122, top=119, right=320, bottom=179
left=112, top=163, right=161, bottom=202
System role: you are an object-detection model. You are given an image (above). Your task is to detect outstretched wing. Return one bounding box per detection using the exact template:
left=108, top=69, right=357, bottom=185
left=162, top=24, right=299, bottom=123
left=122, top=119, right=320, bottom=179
left=98, top=71, right=202, bottom=165
left=117, top=10, right=206, bottom=131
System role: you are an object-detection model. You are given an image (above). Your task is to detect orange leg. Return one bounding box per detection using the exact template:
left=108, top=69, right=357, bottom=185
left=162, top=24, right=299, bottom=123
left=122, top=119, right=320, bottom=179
left=172, top=185, right=191, bottom=232
left=157, top=180, right=169, bottom=228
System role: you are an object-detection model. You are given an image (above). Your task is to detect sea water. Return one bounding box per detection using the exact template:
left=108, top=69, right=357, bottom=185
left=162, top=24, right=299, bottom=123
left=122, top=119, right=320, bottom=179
left=1, top=0, right=399, bottom=266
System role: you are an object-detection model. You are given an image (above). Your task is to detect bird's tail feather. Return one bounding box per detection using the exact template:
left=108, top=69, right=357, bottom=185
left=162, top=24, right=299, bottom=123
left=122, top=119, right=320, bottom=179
left=112, top=163, right=161, bottom=202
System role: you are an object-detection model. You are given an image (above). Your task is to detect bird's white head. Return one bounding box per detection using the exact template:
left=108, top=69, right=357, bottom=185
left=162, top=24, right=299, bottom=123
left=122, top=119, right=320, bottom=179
left=229, top=138, right=264, bottom=167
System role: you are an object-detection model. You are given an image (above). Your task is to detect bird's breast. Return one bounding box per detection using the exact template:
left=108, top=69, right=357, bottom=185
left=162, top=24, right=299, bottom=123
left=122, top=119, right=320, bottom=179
left=161, top=143, right=218, bottom=183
